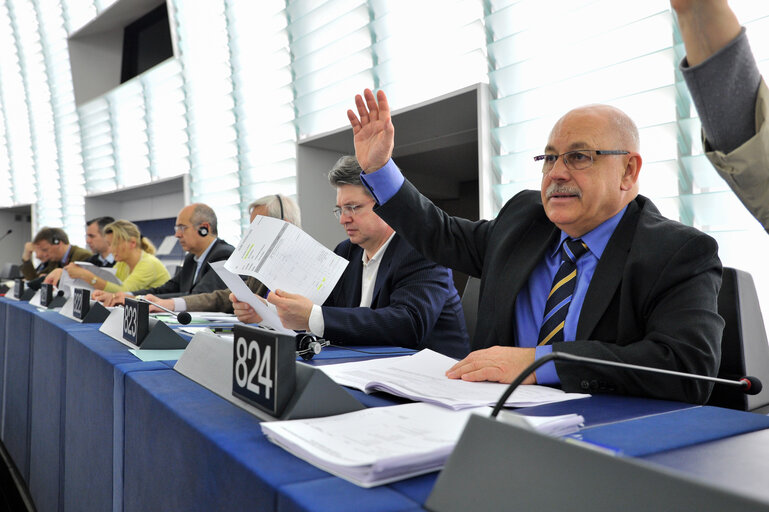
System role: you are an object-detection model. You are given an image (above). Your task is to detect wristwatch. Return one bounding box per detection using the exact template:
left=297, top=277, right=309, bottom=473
left=91, top=276, right=98, bottom=285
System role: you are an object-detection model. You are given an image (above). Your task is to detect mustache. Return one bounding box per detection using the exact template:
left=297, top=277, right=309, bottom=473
left=545, top=183, right=582, bottom=199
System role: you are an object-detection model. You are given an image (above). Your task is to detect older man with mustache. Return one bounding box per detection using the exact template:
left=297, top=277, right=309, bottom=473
left=347, top=89, right=724, bottom=404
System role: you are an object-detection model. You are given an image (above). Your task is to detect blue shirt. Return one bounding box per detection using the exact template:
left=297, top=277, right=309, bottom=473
left=361, top=158, right=627, bottom=384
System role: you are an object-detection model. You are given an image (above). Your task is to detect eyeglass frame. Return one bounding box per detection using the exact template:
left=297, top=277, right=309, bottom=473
left=173, top=223, right=200, bottom=233
left=332, top=202, right=374, bottom=219
left=534, top=149, right=630, bottom=173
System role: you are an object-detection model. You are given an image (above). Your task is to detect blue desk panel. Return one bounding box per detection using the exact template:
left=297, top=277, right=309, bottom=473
left=123, top=370, right=327, bottom=512
left=64, top=327, right=168, bottom=512
left=27, top=309, right=94, bottom=512
left=1, top=300, right=39, bottom=481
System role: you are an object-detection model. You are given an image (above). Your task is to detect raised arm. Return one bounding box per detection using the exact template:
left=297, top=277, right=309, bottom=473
left=347, top=89, right=395, bottom=173
left=671, top=0, right=740, bottom=66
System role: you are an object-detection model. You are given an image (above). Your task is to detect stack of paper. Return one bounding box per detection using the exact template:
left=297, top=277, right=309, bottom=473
left=261, top=403, right=485, bottom=487
left=497, top=410, right=584, bottom=437
left=262, top=403, right=585, bottom=487
left=319, top=349, right=590, bottom=410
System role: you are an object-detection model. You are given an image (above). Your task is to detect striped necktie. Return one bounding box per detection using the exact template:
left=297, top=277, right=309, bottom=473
left=537, top=238, right=588, bottom=345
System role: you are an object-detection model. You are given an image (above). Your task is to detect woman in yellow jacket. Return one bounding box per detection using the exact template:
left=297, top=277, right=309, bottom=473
left=65, top=220, right=170, bottom=303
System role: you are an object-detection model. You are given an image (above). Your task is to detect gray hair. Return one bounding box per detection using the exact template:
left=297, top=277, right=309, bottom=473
left=189, top=203, right=218, bottom=236
left=248, top=194, right=301, bottom=228
left=327, top=156, right=372, bottom=197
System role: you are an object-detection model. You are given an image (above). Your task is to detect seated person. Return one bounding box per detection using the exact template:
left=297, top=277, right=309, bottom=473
left=63, top=220, right=170, bottom=300
left=103, top=204, right=234, bottom=306
left=231, top=157, right=470, bottom=359
left=85, top=216, right=117, bottom=267
left=44, top=216, right=116, bottom=286
left=346, top=88, right=723, bottom=403
left=143, top=194, right=299, bottom=314
left=21, top=227, right=92, bottom=281
left=672, top=0, right=769, bottom=231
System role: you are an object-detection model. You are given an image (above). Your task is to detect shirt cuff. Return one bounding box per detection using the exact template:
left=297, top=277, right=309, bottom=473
left=359, top=159, right=404, bottom=204
left=534, top=345, right=560, bottom=385
left=308, top=304, right=325, bottom=337
left=174, top=298, right=187, bottom=312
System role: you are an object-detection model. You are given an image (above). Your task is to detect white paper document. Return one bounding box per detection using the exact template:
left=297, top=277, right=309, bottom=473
left=319, top=349, right=590, bottom=410
left=224, top=215, right=348, bottom=305
left=261, top=403, right=487, bottom=487
left=210, top=261, right=294, bottom=335
left=497, top=410, right=585, bottom=437
left=57, top=262, right=121, bottom=298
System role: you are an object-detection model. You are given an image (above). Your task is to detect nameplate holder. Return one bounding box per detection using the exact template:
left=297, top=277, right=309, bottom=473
left=99, top=301, right=187, bottom=349
left=60, top=289, right=111, bottom=324
left=425, top=415, right=769, bottom=512
left=175, top=327, right=362, bottom=422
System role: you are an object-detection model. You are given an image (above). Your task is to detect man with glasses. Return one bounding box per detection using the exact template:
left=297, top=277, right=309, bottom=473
left=346, top=89, right=723, bottom=403
left=231, top=156, right=470, bottom=358
left=105, top=203, right=234, bottom=305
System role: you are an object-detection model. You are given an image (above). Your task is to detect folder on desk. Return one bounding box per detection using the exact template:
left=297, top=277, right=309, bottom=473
left=567, top=406, right=769, bottom=457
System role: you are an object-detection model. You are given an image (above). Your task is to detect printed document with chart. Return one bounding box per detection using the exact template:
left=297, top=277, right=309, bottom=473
left=224, top=215, right=348, bottom=305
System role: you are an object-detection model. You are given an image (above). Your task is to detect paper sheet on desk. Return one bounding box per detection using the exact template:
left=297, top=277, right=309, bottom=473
left=210, top=261, right=294, bottom=335
left=262, top=403, right=487, bottom=487
left=319, top=349, right=590, bottom=410
left=224, top=215, right=348, bottom=305
left=58, top=262, right=120, bottom=298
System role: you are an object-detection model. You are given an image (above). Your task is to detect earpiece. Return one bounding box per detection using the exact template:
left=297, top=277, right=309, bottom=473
left=296, top=333, right=330, bottom=360
left=51, top=235, right=60, bottom=245
left=275, top=194, right=284, bottom=221
left=197, top=225, right=209, bottom=237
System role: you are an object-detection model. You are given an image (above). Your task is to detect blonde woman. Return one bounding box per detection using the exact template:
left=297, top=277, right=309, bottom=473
left=65, top=220, right=170, bottom=304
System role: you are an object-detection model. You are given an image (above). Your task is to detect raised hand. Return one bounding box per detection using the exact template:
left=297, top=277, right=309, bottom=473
left=346, top=88, right=395, bottom=173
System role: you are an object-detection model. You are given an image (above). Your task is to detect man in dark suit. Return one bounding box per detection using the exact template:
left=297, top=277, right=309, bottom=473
left=346, top=89, right=723, bottom=403
left=232, top=156, right=470, bottom=359
left=22, top=227, right=92, bottom=281
left=107, top=203, right=234, bottom=305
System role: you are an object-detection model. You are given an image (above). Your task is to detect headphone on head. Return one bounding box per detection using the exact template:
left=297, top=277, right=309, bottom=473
left=275, top=194, right=284, bottom=220
left=296, top=333, right=330, bottom=360
left=197, top=224, right=209, bottom=237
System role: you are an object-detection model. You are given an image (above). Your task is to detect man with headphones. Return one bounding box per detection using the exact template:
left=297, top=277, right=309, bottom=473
left=107, top=203, right=234, bottom=305
left=20, top=227, right=92, bottom=281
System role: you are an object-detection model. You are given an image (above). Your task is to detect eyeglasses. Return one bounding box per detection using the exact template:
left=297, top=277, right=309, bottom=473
left=332, top=203, right=372, bottom=219
left=534, top=149, right=629, bottom=173
left=174, top=224, right=193, bottom=233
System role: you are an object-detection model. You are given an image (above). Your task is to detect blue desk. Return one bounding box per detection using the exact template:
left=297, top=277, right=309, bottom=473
left=2, top=296, right=769, bottom=511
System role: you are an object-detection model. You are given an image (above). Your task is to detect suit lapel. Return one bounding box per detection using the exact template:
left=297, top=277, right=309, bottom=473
left=495, top=216, right=559, bottom=345
left=342, top=245, right=364, bottom=307
left=576, top=200, right=641, bottom=339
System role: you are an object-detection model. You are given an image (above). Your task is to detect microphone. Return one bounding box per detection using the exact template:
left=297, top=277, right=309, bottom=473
left=136, top=296, right=192, bottom=325
left=491, top=352, right=763, bottom=417
left=0, top=229, right=11, bottom=242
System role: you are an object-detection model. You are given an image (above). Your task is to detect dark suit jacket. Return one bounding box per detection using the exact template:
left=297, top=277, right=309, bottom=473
left=20, top=244, right=92, bottom=280
left=133, top=238, right=234, bottom=298
left=375, top=182, right=724, bottom=403
left=322, top=235, right=470, bottom=359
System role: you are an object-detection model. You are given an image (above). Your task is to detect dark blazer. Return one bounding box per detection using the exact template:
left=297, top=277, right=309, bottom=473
left=20, top=244, right=93, bottom=280
left=322, top=234, right=470, bottom=359
left=133, top=238, right=234, bottom=298
left=375, top=182, right=724, bottom=403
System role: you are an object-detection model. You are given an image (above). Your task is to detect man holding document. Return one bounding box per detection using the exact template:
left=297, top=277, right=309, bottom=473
left=232, top=156, right=470, bottom=358
left=345, top=89, right=723, bottom=403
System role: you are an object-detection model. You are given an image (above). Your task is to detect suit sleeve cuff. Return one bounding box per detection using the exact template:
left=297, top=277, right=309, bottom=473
left=308, top=304, right=325, bottom=337
left=359, top=159, right=404, bottom=204
left=534, top=345, right=560, bottom=385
